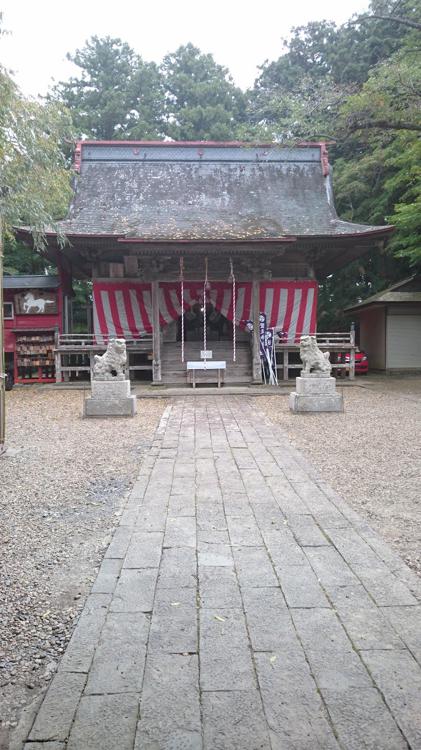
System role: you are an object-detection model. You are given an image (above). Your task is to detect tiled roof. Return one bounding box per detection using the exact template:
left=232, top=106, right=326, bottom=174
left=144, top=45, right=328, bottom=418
left=3, top=275, right=61, bottom=289
left=52, top=142, right=391, bottom=241
left=345, top=276, right=421, bottom=311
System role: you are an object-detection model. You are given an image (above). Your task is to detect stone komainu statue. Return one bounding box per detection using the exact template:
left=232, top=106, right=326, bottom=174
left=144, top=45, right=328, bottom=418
left=93, top=338, right=127, bottom=380
left=299, top=335, right=332, bottom=375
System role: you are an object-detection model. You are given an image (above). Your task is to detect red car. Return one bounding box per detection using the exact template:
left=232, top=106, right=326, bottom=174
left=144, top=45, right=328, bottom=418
left=336, top=349, right=368, bottom=376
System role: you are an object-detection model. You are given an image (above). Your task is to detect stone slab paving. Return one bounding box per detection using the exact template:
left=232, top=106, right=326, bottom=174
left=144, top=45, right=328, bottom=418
left=24, top=397, right=421, bottom=750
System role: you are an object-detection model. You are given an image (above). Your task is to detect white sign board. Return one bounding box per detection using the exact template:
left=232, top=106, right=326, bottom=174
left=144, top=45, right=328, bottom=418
left=200, top=350, right=213, bottom=359
left=187, top=361, right=226, bottom=370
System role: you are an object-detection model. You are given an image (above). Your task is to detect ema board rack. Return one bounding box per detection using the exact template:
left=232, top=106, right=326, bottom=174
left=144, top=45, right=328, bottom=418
left=15, top=331, right=56, bottom=383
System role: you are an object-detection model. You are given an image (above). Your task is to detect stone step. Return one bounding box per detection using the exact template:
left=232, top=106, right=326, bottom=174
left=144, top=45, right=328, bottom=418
left=161, top=374, right=253, bottom=384
left=162, top=348, right=250, bottom=363
left=161, top=355, right=251, bottom=370
left=161, top=367, right=252, bottom=384
left=161, top=342, right=252, bottom=384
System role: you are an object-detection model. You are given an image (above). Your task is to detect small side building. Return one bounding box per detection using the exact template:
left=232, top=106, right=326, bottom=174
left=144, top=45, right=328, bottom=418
left=345, top=276, right=421, bottom=372
left=3, top=275, right=66, bottom=384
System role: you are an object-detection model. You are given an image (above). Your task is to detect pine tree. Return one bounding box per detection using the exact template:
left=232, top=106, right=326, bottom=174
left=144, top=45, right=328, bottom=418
left=52, top=36, right=165, bottom=139
left=161, top=44, right=246, bottom=140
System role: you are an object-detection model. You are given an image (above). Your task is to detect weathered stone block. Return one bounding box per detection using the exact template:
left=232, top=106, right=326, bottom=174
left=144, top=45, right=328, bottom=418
left=91, top=557, right=123, bottom=594
left=202, top=691, right=271, bottom=750
left=157, top=547, right=197, bottom=589
left=199, top=566, right=242, bottom=609
left=58, top=593, right=111, bottom=673
left=85, top=611, right=149, bottom=694
left=25, top=744, right=66, bottom=750
left=123, top=531, right=163, bottom=569
left=199, top=609, right=255, bottom=691
left=83, top=379, right=137, bottom=417
left=335, top=604, right=405, bottom=651
left=90, top=379, right=131, bottom=399
left=255, top=652, right=339, bottom=748
left=305, top=647, right=372, bottom=690
left=148, top=589, right=198, bottom=654
left=232, top=546, right=278, bottom=587
left=135, top=654, right=201, bottom=750
left=275, top=564, right=329, bottom=608
left=321, top=687, right=408, bottom=750
left=67, top=694, right=139, bottom=750
left=360, top=649, right=421, bottom=748
left=289, top=392, right=344, bottom=413
left=84, top=395, right=137, bottom=417
left=295, top=376, right=337, bottom=395
left=300, top=371, right=331, bottom=378
left=110, top=568, right=158, bottom=612
left=29, top=672, right=86, bottom=741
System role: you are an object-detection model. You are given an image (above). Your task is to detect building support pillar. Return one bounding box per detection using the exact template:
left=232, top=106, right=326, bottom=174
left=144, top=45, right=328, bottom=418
left=283, top=349, right=289, bottom=381
left=349, top=321, right=356, bottom=380
left=54, top=331, right=62, bottom=383
left=252, top=277, right=262, bottom=383
left=152, top=280, right=161, bottom=383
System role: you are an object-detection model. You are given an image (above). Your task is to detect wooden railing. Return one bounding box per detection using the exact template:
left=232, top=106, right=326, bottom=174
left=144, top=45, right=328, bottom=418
left=54, top=333, right=153, bottom=383
left=275, top=328, right=356, bottom=380
left=56, top=333, right=153, bottom=348
left=54, top=328, right=356, bottom=383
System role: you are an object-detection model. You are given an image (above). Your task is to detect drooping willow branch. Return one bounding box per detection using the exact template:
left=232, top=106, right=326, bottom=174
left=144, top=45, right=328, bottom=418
left=348, top=118, right=421, bottom=132
left=351, top=14, right=421, bottom=31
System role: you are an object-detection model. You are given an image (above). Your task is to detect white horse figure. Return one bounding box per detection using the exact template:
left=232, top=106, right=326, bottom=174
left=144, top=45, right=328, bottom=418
left=23, top=292, right=55, bottom=314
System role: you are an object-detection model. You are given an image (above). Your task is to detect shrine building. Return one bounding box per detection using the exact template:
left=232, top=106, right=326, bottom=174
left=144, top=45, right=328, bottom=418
left=17, top=140, right=393, bottom=385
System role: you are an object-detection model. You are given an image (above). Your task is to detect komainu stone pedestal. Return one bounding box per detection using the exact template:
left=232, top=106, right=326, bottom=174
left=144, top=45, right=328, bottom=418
left=84, top=379, right=137, bottom=417
left=289, top=373, right=343, bottom=413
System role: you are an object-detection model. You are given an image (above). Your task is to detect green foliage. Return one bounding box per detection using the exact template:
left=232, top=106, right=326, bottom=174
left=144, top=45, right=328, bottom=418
left=251, top=3, right=419, bottom=131
left=318, top=254, right=412, bottom=331
left=389, top=141, right=421, bottom=263
left=71, top=280, right=92, bottom=333
left=52, top=36, right=165, bottom=139
left=246, top=74, right=349, bottom=142
left=0, top=62, right=73, bottom=246
left=340, top=41, right=421, bottom=134
left=53, top=39, right=247, bottom=141
left=391, top=198, right=421, bottom=263
left=249, top=0, right=421, bottom=302
left=335, top=41, right=421, bottom=265
left=252, top=2, right=416, bottom=110
left=160, top=44, right=246, bottom=140
left=3, top=236, right=48, bottom=275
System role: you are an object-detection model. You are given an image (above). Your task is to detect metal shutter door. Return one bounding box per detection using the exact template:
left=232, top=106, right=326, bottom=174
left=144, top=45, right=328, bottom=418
left=386, top=315, right=421, bottom=368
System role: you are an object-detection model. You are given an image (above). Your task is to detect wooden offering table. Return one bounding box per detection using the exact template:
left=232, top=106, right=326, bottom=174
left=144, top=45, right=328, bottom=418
left=186, top=361, right=226, bottom=388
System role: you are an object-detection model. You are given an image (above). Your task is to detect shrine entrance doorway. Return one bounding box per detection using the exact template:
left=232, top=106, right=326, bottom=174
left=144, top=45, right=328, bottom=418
left=176, top=302, right=234, bottom=343
left=161, top=305, right=252, bottom=385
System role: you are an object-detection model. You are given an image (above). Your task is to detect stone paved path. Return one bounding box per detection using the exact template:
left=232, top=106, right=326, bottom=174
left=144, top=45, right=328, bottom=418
left=24, top=397, right=421, bottom=750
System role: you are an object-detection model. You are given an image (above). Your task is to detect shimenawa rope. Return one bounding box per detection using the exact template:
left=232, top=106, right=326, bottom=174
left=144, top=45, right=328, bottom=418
left=230, top=257, right=236, bottom=363
left=180, top=256, right=185, bottom=363
left=203, top=257, right=209, bottom=369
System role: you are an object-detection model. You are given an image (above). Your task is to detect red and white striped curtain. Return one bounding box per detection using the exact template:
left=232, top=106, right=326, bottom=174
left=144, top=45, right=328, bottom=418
left=260, top=280, right=318, bottom=342
left=93, top=282, right=153, bottom=342
left=93, top=279, right=318, bottom=343
left=158, top=282, right=252, bottom=329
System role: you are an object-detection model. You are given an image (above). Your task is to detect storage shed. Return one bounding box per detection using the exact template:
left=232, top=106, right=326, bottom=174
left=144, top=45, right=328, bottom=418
left=345, top=276, right=421, bottom=371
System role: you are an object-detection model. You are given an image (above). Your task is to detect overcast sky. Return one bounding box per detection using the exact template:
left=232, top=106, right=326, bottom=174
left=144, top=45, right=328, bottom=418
left=1, top=0, right=369, bottom=96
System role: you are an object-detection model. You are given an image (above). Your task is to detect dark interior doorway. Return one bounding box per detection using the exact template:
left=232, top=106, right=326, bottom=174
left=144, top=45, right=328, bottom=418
left=177, top=302, right=233, bottom=342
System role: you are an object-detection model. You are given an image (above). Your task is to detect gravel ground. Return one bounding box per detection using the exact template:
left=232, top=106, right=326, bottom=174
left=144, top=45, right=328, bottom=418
left=258, top=375, right=421, bottom=579
left=0, top=389, right=167, bottom=750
